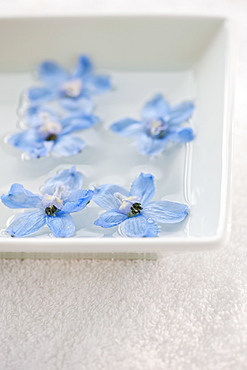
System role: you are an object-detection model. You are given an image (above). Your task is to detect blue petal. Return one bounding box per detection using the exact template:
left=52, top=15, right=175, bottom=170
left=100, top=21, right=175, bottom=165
left=1, top=183, right=41, bottom=209
left=94, top=210, right=128, bottom=228
left=6, top=210, right=46, bottom=237
left=8, top=130, right=40, bottom=151
left=144, top=219, right=159, bottom=237
left=110, top=118, right=144, bottom=137
left=141, top=94, right=170, bottom=120
left=93, top=184, right=129, bottom=211
left=61, top=114, right=99, bottom=135
left=84, top=75, right=111, bottom=95
left=135, top=132, right=169, bottom=156
left=61, top=189, right=94, bottom=213
left=59, top=95, right=94, bottom=113
left=38, top=61, right=68, bottom=86
left=28, top=141, right=54, bottom=158
left=27, top=87, right=58, bottom=103
left=25, top=105, right=59, bottom=128
left=42, top=166, right=83, bottom=195
left=167, top=127, right=194, bottom=143
left=46, top=213, right=75, bottom=237
left=129, top=173, right=155, bottom=205
left=73, top=55, right=93, bottom=77
left=168, top=101, right=195, bottom=125
left=120, top=214, right=158, bottom=237
left=9, top=131, right=53, bottom=158
left=53, top=135, right=86, bottom=157
left=143, top=201, right=189, bottom=223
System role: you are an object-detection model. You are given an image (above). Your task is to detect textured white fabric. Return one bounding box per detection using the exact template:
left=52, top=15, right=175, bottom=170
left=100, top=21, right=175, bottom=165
left=0, top=0, right=247, bottom=369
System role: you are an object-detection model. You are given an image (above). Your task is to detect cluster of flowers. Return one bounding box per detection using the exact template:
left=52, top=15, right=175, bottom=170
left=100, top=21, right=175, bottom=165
left=1, top=55, right=196, bottom=238
left=8, top=55, right=195, bottom=159
left=9, top=55, right=111, bottom=158
left=1, top=167, right=189, bottom=238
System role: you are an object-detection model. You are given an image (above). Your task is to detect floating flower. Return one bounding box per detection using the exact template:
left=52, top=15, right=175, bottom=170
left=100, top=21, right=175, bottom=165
left=93, top=173, right=189, bottom=237
left=27, top=55, right=111, bottom=111
left=110, top=94, right=195, bottom=156
left=8, top=105, right=99, bottom=158
left=1, top=167, right=94, bottom=237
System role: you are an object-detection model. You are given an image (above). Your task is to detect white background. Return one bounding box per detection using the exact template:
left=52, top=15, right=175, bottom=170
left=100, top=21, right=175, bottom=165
left=0, top=1, right=247, bottom=369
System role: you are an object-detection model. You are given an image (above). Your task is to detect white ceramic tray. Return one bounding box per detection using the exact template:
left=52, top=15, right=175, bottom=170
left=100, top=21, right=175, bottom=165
left=0, top=15, right=234, bottom=258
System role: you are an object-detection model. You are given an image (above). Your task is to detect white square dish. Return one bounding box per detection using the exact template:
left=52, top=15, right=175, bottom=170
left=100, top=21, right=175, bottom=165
left=0, top=15, right=234, bottom=258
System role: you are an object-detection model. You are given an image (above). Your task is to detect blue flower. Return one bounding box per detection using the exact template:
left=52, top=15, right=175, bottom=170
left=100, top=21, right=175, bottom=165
left=93, top=173, right=189, bottom=237
left=1, top=167, right=94, bottom=237
left=110, top=94, right=195, bottom=156
left=8, top=106, right=99, bottom=158
left=27, top=55, right=111, bottom=111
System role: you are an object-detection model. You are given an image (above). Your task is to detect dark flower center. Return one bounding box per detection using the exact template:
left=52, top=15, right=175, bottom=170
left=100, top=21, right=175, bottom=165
left=45, top=133, right=57, bottom=141
left=129, top=203, right=143, bottom=217
left=45, top=205, right=58, bottom=216
left=114, top=192, right=143, bottom=217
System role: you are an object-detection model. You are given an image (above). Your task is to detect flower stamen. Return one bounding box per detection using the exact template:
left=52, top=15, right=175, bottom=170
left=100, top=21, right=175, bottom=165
left=41, top=190, right=64, bottom=213
left=128, top=203, right=143, bottom=217
left=130, top=203, right=143, bottom=214
left=38, top=120, right=62, bottom=141
left=45, top=205, right=58, bottom=216
left=45, top=133, right=57, bottom=141
left=61, top=79, right=83, bottom=98
left=114, top=192, right=142, bottom=217
left=147, top=118, right=169, bottom=139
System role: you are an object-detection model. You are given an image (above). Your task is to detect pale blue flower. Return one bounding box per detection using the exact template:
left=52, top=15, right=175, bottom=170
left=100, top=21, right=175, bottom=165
left=111, top=94, right=195, bottom=156
left=93, top=173, right=189, bottom=237
left=27, top=55, right=111, bottom=111
left=9, top=106, right=99, bottom=158
left=1, top=167, right=94, bottom=237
